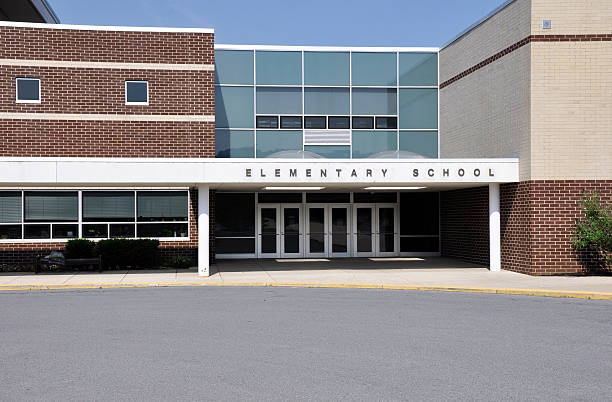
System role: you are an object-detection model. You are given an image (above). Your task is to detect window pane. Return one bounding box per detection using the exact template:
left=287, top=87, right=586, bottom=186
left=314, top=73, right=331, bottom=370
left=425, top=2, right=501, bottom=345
left=400, top=192, right=439, bottom=236
left=16, top=79, right=39, bottom=101
left=352, top=88, right=397, bottom=115
left=256, top=116, right=278, bottom=129
left=351, top=52, right=396, bottom=86
left=352, top=130, right=397, bottom=158
left=24, top=224, right=50, bottom=239
left=304, top=87, right=349, bottom=115
left=0, top=225, right=21, bottom=239
left=306, top=193, right=350, bottom=203
left=328, top=116, right=350, bottom=129
left=399, top=131, right=438, bottom=158
left=255, top=130, right=302, bottom=158
left=352, top=117, right=373, bottom=129
left=110, top=224, right=135, bottom=238
left=256, top=87, right=302, bottom=115
left=126, top=81, right=147, bottom=103
left=82, top=191, right=135, bottom=222
left=304, top=116, right=326, bottom=129
left=304, top=52, right=350, bottom=86
left=215, top=50, right=254, bottom=85
left=256, top=51, right=301, bottom=85
left=376, top=117, right=397, bottom=129
left=399, top=53, right=438, bottom=87
left=354, top=193, right=397, bottom=203
left=304, top=145, right=350, bottom=159
left=216, top=238, right=255, bottom=254
left=258, top=193, right=302, bottom=203
left=400, top=237, right=439, bottom=252
left=52, top=224, right=78, bottom=239
left=0, top=191, right=22, bottom=223
left=215, top=86, right=254, bottom=128
left=24, top=191, right=78, bottom=222
left=280, top=116, right=302, bottom=129
left=399, top=89, right=438, bottom=129
left=137, top=191, right=188, bottom=222
left=215, top=129, right=254, bottom=158
left=137, top=223, right=188, bottom=238
left=83, top=224, right=108, bottom=238
left=215, top=193, right=255, bottom=237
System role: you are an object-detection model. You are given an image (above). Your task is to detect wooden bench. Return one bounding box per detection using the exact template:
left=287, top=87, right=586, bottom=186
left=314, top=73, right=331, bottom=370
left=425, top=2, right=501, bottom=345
left=34, top=256, right=103, bottom=274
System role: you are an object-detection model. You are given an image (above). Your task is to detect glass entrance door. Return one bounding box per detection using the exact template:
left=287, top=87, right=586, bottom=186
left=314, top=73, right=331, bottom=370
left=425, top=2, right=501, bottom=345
left=329, top=206, right=351, bottom=257
left=281, top=205, right=303, bottom=258
left=376, top=205, right=398, bottom=256
left=353, top=206, right=375, bottom=257
left=306, top=206, right=326, bottom=257
left=257, top=204, right=280, bottom=258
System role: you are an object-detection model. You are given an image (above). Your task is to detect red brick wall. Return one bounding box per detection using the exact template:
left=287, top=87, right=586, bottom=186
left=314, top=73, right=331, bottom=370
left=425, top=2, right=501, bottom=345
left=501, top=180, right=612, bottom=275
left=440, top=186, right=490, bottom=266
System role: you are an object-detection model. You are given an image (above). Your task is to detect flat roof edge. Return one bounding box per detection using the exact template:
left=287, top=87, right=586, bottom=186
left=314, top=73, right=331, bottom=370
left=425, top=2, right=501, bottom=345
left=441, top=0, right=517, bottom=50
left=0, top=20, right=214, bottom=34
left=215, top=44, right=439, bottom=52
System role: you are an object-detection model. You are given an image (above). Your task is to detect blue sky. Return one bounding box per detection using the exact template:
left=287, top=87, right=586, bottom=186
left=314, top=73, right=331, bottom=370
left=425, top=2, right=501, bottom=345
left=50, top=0, right=506, bottom=47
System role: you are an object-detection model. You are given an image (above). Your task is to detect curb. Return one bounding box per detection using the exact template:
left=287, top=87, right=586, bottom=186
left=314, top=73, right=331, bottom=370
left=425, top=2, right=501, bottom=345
left=0, top=281, right=611, bottom=300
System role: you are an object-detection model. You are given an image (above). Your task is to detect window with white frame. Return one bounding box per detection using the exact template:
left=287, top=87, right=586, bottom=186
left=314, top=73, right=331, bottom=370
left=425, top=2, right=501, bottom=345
left=0, top=190, right=189, bottom=241
left=125, top=81, right=149, bottom=105
left=15, top=78, right=41, bottom=103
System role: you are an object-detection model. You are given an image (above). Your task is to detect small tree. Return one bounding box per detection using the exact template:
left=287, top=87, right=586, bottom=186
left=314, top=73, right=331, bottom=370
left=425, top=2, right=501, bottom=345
left=571, top=192, right=612, bottom=272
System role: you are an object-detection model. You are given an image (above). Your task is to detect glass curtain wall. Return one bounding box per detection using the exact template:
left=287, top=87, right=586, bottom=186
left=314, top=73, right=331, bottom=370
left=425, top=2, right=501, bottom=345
left=215, top=48, right=438, bottom=159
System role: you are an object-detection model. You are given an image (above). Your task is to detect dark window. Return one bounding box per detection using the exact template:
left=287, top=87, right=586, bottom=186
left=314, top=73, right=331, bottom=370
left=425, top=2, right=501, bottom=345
left=24, top=224, right=50, bottom=239
left=0, top=191, right=22, bottom=223
left=400, top=236, right=439, bottom=252
left=216, top=238, right=255, bottom=254
left=257, top=193, right=302, bottom=203
left=110, top=224, right=135, bottom=238
left=24, top=191, right=78, bottom=222
left=137, top=223, right=188, bottom=238
left=215, top=193, right=255, bottom=237
left=125, top=81, right=148, bottom=104
left=304, top=116, right=326, bottom=129
left=305, top=193, right=350, bottom=203
left=83, top=191, right=135, bottom=222
left=353, top=192, right=397, bottom=203
left=83, top=224, right=108, bottom=238
left=52, top=224, right=79, bottom=239
left=16, top=78, right=40, bottom=102
left=352, top=116, right=374, bottom=129
left=280, top=116, right=302, bottom=129
left=328, top=116, right=350, bottom=129
left=137, top=191, right=188, bottom=222
left=0, top=225, right=21, bottom=240
left=400, top=192, right=439, bottom=235
left=256, top=116, right=278, bottom=128
left=375, top=116, right=397, bottom=129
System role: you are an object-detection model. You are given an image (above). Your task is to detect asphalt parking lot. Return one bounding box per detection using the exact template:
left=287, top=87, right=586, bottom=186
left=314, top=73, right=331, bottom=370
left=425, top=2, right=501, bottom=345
left=1, top=287, right=610, bottom=401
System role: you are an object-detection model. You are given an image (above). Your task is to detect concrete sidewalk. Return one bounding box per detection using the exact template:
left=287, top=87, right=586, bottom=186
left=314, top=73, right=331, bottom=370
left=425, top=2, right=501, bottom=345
left=1, top=257, right=611, bottom=299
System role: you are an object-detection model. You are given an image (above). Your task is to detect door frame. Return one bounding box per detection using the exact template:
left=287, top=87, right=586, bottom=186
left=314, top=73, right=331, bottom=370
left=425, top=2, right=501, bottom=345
left=352, top=204, right=376, bottom=257
left=375, top=204, right=400, bottom=257
left=305, top=205, right=327, bottom=258
left=256, top=203, right=281, bottom=258
left=328, top=204, right=352, bottom=258
left=280, top=204, right=304, bottom=258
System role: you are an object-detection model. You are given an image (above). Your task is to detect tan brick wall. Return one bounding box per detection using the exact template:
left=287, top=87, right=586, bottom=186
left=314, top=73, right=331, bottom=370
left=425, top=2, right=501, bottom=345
left=531, top=0, right=612, bottom=35
left=440, top=0, right=531, bottom=82
left=530, top=41, right=612, bottom=180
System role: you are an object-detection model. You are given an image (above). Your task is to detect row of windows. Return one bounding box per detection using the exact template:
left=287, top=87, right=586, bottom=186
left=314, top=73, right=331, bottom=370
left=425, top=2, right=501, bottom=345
left=215, top=50, right=438, bottom=87
left=14, top=78, right=149, bottom=105
left=0, top=190, right=188, bottom=240
left=215, top=130, right=438, bottom=159
left=256, top=116, right=397, bottom=130
left=216, top=86, right=437, bottom=129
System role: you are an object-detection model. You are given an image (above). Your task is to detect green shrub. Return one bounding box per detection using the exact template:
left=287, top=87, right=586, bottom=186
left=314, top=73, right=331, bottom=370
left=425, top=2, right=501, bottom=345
left=168, top=255, right=195, bottom=269
left=95, top=239, right=160, bottom=269
left=65, top=239, right=96, bottom=259
left=571, top=192, right=612, bottom=272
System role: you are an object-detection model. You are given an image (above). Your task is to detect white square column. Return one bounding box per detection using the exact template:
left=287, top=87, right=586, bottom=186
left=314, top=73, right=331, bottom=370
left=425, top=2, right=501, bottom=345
left=489, top=183, right=501, bottom=272
left=198, top=185, right=210, bottom=277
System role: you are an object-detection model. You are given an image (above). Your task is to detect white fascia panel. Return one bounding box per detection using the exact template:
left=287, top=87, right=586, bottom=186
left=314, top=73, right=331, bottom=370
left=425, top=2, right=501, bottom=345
left=215, top=44, right=439, bottom=53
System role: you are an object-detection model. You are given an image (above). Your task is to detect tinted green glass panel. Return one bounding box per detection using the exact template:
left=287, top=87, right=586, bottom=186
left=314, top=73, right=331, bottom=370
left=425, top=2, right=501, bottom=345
left=256, top=51, right=301, bottom=85
left=399, top=53, right=438, bottom=86
left=137, top=191, right=188, bottom=222
left=304, top=87, right=349, bottom=115
left=399, top=131, right=438, bottom=158
left=352, top=52, right=396, bottom=86
left=215, top=86, right=254, bottom=128
left=399, top=89, right=438, bottom=129
left=256, top=130, right=302, bottom=158
left=24, top=192, right=78, bottom=222
left=351, top=131, right=397, bottom=158
left=352, top=88, right=397, bottom=115
left=256, top=87, right=302, bottom=114
left=304, top=52, right=350, bottom=86
left=82, top=191, right=135, bottom=222
left=0, top=191, right=21, bottom=223
left=216, top=129, right=254, bottom=158
left=215, top=50, right=254, bottom=85
left=304, top=145, right=350, bottom=159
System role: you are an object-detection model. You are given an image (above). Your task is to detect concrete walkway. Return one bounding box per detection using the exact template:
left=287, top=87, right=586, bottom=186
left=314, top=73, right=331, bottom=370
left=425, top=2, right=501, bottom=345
left=1, top=257, right=611, bottom=299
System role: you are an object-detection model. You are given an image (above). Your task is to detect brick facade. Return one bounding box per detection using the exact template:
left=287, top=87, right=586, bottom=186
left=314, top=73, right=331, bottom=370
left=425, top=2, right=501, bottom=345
left=440, top=186, right=490, bottom=266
